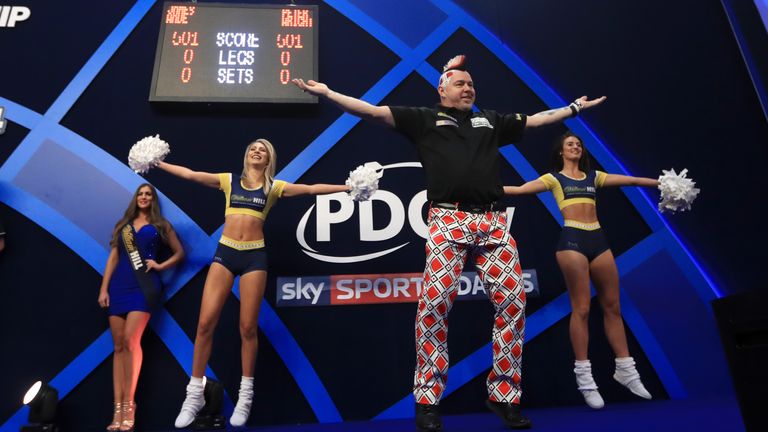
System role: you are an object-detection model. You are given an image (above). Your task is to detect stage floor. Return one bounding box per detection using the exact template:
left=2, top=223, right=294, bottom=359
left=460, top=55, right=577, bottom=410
left=151, top=397, right=745, bottom=431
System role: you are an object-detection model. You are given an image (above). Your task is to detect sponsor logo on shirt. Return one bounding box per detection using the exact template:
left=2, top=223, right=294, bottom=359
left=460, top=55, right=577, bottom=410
left=563, top=186, right=595, bottom=194
left=471, top=116, right=493, bottom=129
left=232, top=194, right=266, bottom=207
left=436, top=112, right=458, bottom=122
left=435, top=119, right=458, bottom=127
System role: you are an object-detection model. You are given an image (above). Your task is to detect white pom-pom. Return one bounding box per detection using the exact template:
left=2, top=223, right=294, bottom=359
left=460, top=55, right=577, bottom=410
left=658, top=168, right=700, bottom=213
left=128, top=134, right=170, bottom=174
left=346, top=162, right=383, bottom=202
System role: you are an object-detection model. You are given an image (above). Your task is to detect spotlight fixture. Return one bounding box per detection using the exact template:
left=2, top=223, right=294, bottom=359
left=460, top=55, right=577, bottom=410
left=21, top=381, right=59, bottom=432
left=192, top=377, right=225, bottom=430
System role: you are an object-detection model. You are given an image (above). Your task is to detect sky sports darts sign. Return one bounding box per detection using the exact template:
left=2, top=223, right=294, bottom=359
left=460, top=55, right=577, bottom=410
left=277, top=270, right=540, bottom=307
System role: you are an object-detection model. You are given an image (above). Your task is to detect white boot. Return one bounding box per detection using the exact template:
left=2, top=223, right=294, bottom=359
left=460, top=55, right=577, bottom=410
left=613, top=357, right=652, bottom=399
left=174, top=377, right=205, bottom=428
left=574, top=360, right=605, bottom=409
left=230, top=376, right=254, bottom=427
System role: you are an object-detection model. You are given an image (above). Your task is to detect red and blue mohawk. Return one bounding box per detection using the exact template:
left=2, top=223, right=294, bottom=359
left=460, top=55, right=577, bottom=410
left=438, top=54, right=467, bottom=88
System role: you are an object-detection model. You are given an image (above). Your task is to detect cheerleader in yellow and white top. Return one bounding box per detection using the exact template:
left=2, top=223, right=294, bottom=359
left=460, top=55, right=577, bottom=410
left=153, top=139, right=349, bottom=428
left=504, top=131, right=659, bottom=410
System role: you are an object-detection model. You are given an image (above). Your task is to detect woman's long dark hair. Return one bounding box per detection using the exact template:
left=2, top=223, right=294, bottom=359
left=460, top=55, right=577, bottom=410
left=109, top=183, right=171, bottom=247
left=550, top=131, right=592, bottom=173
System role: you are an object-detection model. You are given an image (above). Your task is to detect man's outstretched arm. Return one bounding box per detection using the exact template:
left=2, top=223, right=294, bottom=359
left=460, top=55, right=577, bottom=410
left=526, top=95, right=607, bottom=128
left=292, top=79, right=395, bottom=128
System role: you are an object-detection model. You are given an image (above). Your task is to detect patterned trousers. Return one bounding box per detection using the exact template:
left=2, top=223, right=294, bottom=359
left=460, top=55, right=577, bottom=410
left=413, top=207, right=526, bottom=405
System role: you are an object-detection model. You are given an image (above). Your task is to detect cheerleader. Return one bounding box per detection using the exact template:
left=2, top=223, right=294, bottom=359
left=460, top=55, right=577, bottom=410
left=504, top=132, right=660, bottom=409
left=153, top=139, right=349, bottom=428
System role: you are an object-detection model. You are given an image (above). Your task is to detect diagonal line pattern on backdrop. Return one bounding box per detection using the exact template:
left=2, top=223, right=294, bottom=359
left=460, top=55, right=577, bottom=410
left=0, top=0, right=722, bottom=429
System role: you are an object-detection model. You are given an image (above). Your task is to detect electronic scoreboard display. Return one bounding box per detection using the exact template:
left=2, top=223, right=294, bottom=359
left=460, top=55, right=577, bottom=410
left=149, top=2, right=318, bottom=103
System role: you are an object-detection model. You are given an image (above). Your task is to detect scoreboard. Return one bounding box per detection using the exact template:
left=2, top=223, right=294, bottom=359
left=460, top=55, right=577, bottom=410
left=149, top=2, right=318, bottom=103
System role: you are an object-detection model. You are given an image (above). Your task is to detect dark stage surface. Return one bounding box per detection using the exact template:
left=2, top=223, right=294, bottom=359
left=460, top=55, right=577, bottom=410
left=144, top=397, right=745, bottom=432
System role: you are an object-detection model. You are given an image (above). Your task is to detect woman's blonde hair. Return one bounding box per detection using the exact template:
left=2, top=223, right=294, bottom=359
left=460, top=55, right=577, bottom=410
left=241, top=138, right=276, bottom=193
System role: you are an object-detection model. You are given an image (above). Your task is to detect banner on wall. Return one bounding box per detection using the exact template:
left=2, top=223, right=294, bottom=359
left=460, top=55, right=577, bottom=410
left=0, top=6, right=31, bottom=27
left=293, top=161, right=518, bottom=264
left=276, top=270, right=540, bottom=307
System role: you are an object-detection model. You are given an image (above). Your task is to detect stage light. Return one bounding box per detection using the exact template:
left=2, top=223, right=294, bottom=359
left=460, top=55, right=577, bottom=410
left=21, top=381, right=59, bottom=432
left=192, top=377, right=225, bottom=430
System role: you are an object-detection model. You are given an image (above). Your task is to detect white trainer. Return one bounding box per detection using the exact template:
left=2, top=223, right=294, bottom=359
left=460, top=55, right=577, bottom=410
left=574, top=359, right=605, bottom=409
left=580, top=389, right=605, bottom=409
left=229, top=385, right=254, bottom=427
left=174, top=382, right=205, bottom=428
left=614, top=357, right=652, bottom=400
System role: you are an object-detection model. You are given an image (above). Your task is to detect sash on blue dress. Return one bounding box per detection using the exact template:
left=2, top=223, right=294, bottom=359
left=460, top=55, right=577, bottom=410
left=119, top=223, right=162, bottom=309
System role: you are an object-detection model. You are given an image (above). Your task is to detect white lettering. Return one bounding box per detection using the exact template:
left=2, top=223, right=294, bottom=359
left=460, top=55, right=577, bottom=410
left=472, top=276, right=486, bottom=296
left=335, top=279, right=354, bottom=300
left=0, top=7, right=9, bottom=26
left=281, top=281, right=297, bottom=300
left=279, top=278, right=324, bottom=304
left=0, top=6, right=31, bottom=27
left=373, top=278, right=391, bottom=298
left=522, top=273, right=533, bottom=293
left=0, top=106, right=6, bottom=135
left=129, top=251, right=143, bottom=270
left=408, top=190, right=429, bottom=239
left=355, top=279, right=372, bottom=299
left=307, top=281, right=323, bottom=304
left=411, top=277, right=423, bottom=296
left=359, top=190, right=404, bottom=241
left=215, top=32, right=259, bottom=48
left=393, top=278, right=411, bottom=298
left=457, top=274, right=472, bottom=295
left=216, top=68, right=253, bottom=84
left=505, top=206, right=516, bottom=232
left=217, top=50, right=255, bottom=66
left=315, top=192, right=354, bottom=242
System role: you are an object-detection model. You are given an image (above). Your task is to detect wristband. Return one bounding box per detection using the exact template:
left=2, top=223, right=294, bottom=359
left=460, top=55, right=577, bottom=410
left=569, top=103, right=579, bottom=117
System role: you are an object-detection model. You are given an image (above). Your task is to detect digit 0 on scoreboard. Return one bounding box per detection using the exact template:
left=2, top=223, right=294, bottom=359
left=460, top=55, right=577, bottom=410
left=149, top=2, right=318, bottom=103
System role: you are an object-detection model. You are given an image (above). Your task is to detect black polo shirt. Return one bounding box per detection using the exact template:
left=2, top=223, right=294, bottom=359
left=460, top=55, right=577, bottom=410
left=390, top=104, right=526, bottom=204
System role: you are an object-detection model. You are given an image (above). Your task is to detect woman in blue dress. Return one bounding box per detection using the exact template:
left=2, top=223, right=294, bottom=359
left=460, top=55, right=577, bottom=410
left=98, top=183, right=185, bottom=431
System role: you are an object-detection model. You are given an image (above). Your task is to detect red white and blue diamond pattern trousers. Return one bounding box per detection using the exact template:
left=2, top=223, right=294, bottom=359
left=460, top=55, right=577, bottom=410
left=413, top=208, right=526, bottom=405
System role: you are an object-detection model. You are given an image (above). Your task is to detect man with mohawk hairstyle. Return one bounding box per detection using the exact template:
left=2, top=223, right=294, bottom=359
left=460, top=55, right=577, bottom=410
left=293, top=55, right=605, bottom=431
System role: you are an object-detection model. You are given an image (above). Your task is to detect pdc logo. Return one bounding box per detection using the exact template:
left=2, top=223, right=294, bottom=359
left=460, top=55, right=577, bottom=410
left=295, top=162, right=516, bottom=263
left=0, top=6, right=31, bottom=27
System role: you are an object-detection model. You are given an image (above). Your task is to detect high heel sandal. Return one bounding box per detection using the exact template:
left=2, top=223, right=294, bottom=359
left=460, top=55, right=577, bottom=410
left=106, top=402, right=122, bottom=431
left=119, top=401, right=135, bottom=432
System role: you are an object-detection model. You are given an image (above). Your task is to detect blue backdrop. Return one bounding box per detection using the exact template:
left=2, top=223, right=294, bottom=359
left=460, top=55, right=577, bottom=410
left=1, top=0, right=765, bottom=430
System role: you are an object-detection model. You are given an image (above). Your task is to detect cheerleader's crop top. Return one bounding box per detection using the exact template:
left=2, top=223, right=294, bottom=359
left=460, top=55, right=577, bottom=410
left=538, top=170, right=607, bottom=210
left=218, top=173, right=286, bottom=220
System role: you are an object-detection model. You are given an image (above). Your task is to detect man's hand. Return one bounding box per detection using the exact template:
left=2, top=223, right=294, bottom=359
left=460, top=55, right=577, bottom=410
left=291, top=79, right=330, bottom=97
left=575, top=95, right=607, bottom=111
left=526, top=94, right=608, bottom=128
